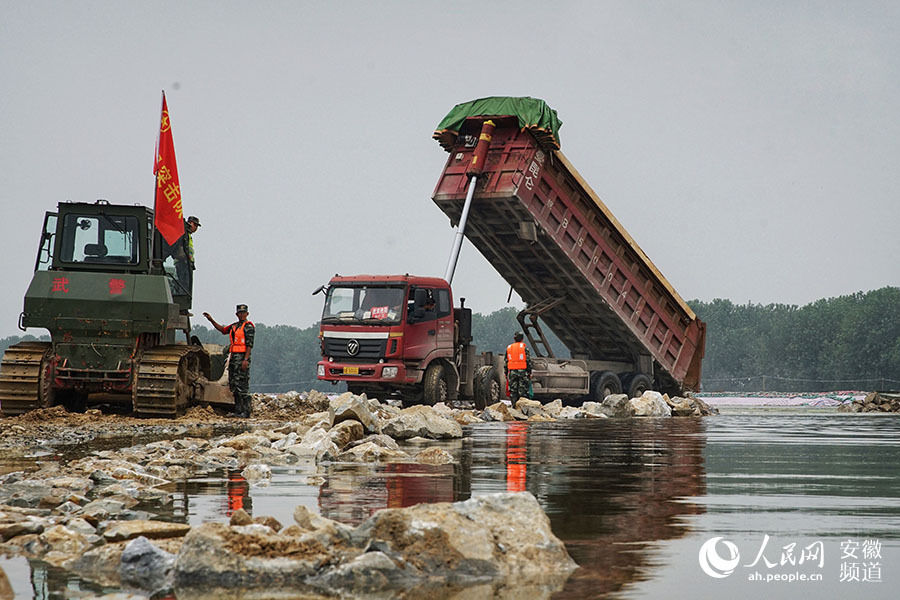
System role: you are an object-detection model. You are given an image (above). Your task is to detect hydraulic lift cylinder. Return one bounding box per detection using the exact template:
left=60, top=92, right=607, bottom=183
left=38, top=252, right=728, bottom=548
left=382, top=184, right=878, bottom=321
left=444, top=120, right=495, bottom=284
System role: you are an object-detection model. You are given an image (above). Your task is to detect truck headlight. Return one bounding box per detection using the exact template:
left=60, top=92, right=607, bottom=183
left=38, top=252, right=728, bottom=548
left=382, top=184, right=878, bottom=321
left=382, top=366, right=398, bottom=379
left=317, top=364, right=326, bottom=377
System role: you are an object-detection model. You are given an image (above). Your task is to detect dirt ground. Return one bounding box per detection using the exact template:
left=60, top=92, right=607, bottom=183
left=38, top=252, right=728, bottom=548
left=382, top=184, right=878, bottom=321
left=0, top=392, right=326, bottom=459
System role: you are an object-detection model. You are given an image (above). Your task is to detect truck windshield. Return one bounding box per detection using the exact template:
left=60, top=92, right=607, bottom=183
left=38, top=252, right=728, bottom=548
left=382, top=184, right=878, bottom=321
left=322, top=286, right=405, bottom=325
left=58, top=213, right=140, bottom=266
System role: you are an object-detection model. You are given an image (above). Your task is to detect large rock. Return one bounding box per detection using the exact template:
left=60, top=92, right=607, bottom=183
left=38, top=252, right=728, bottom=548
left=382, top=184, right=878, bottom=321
left=557, top=406, right=586, bottom=419
left=483, top=402, right=526, bottom=422
left=292, top=505, right=354, bottom=544
left=542, top=399, right=563, bottom=418
left=668, top=396, right=698, bottom=416
left=328, top=419, right=365, bottom=449
left=306, top=550, right=407, bottom=596
left=218, top=433, right=271, bottom=451
left=580, top=402, right=609, bottom=418
left=173, top=522, right=344, bottom=590
left=382, top=405, right=463, bottom=439
left=350, top=492, right=577, bottom=586
left=337, top=442, right=410, bottom=463
left=103, top=520, right=191, bottom=543
left=241, top=464, right=272, bottom=482
left=600, top=393, right=632, bottom=417
left=285, top=424, right=340, bottom=461
left=629, top=391, right=672, bottom=417
left=0, top=519, right=44, bottom=541
left=347, top=434, right=399, bottom=451
left=174, top=493, right=575, bottom=597
left=119, top=535, right=176, bottom=594
left=38, top=524, right=90, bottom=565
left=329, top=393, right=380, bottom=433
left=515, top=398, right=547, bottom=417
left=304, top=389, right=331, bottom=412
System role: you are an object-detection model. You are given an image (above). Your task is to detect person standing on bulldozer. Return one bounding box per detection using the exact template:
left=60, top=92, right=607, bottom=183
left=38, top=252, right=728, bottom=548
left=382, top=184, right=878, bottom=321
left=505, top=331, right=532, bottom=401
left=203, top=304, right=255, bottom=417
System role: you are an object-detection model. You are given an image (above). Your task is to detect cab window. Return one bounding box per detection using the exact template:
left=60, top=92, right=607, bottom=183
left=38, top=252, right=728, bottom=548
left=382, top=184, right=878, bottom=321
left=59, top=214, right=140, bottom=265
left=436, top=289, right=451, bottom=318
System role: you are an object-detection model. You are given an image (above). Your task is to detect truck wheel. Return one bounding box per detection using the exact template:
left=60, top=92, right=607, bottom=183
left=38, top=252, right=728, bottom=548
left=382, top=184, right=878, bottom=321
left=625, top=373, right=653, bottom=398
left=591, top=370, right=622, bottom=402
left=473, top=365, right=501, bottom=410
left=423, top=363, right=448, bottom=406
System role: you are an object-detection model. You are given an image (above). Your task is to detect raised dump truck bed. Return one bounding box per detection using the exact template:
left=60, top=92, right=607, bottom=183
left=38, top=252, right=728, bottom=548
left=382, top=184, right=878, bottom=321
left=431, top=109, right=705, bottom=395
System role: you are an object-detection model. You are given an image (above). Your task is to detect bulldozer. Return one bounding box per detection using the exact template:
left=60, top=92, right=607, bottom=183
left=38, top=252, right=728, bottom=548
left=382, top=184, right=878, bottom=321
left=0, top=200, right=232, bottom=417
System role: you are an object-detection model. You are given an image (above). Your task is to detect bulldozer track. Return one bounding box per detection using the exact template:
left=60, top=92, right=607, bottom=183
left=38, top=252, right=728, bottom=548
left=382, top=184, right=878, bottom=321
left=0, top=342, right=52, bottom=417
left=133, top=345, right=204, bottom=418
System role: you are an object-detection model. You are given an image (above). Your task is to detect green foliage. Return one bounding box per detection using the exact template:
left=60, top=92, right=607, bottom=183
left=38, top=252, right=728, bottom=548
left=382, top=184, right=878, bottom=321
left=470, top=306, right=569, bottom=358
left=0, top=333, right=49, bottom=356
left=689, top=287, right=900, bottom=392
left=192, top=322, right=324, bottom=393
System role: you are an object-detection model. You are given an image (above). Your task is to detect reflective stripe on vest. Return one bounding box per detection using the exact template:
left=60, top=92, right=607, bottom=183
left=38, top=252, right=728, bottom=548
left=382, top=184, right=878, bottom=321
left=230, top=321, right=252, bottom=353
left=506, top=342, right=528, bottom=370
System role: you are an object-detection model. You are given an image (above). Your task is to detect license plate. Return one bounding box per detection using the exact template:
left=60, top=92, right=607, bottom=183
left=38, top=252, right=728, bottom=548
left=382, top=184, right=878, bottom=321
left=343, top=366, right=359, bottom=375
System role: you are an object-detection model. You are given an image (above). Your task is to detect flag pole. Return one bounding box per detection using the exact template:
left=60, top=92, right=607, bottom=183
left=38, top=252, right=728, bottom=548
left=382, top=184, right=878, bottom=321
left=151, top=90, right=165, bottom=259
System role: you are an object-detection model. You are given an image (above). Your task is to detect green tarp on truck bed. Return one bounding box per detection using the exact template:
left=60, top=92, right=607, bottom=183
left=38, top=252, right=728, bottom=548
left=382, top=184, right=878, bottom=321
left=433, top=96, right=562, bottom=151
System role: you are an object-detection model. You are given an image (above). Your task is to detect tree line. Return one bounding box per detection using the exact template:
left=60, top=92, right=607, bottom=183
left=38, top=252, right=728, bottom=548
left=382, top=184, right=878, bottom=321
left=2, top=287, right=897, bottom=393
left=687, top=287, right=900, bottom=392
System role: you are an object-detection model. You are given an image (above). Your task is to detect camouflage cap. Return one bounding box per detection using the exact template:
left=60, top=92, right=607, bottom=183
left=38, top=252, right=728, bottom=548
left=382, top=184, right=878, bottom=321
left=187, top=215, right=201, bottom=226
left=236, top=304, right=249, bottom=313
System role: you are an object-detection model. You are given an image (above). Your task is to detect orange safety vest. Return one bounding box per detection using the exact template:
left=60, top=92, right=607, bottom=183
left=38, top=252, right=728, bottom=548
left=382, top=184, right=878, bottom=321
left=229, top=321, right=253, bottom=353
left=506, top=341, right=528, bottom=370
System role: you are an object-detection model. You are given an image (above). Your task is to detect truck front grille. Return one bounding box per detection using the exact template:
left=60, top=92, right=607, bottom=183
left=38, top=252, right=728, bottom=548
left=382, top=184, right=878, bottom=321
left=323, top=338, right=386, bottom=360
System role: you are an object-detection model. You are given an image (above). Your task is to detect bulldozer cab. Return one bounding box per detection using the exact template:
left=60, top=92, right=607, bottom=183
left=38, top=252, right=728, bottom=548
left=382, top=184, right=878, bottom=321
left=34, top=200, right=192, bottom=312
left=41, top=201, right=151, bottom=273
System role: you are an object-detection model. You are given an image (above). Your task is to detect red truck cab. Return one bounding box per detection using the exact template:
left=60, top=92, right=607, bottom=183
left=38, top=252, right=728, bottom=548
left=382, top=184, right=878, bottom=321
left=316, top=275, right=460, bottom=403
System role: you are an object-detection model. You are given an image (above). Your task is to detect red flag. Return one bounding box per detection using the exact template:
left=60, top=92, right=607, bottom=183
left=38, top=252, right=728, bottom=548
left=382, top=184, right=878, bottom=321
left=153, top=92, right=184, bottom=245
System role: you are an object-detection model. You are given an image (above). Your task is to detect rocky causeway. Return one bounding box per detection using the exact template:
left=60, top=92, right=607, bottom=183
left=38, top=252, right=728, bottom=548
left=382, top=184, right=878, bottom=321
left=0, top=389, right=715, bottom=599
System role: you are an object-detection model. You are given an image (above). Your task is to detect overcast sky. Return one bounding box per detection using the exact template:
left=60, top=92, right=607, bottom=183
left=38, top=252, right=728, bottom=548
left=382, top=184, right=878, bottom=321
left=1, top=1, right=898, bottom=338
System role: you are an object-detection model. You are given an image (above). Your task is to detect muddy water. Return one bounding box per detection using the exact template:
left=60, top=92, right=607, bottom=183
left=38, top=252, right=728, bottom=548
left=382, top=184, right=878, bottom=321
left=2, top=408, right=899, bottom=599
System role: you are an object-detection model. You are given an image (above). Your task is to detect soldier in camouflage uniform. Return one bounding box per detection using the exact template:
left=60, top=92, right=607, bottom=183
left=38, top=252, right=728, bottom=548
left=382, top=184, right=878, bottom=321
left=203, top=304, right=255, bottom=417
left=505, top=331, right=532, bottom=400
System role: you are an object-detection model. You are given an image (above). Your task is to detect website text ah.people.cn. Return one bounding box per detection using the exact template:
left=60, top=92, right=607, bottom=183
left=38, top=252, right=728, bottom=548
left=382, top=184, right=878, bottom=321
left=699, top=535, right=884, bottom=584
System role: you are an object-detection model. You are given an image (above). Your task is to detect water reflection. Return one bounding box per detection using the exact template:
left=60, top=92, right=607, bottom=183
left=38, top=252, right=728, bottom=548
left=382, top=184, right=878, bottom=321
left=4, top=412, right=900, bottom=599
left=464, top=420, right=707, bottom=598
left=226, top=471, right=252, bottom=517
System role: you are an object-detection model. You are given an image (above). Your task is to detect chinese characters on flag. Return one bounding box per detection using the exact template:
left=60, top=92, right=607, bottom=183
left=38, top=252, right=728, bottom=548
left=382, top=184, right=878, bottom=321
left=153, top=92, right=184, bottom=245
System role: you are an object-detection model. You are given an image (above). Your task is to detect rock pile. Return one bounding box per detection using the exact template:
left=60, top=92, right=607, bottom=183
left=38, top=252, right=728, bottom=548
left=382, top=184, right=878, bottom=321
left=175, top=492, right=576, bottom=597
left=0, top=385, right=715, bottom=596
left=0, top=392, right=471, bottom=575
left=478, top=391, right=716, bottom=421
left=838, top=392, right=900, bottom=413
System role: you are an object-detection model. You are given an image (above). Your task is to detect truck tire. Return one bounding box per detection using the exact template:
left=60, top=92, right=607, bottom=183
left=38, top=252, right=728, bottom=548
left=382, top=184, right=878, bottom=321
left=591, top=370, right=622, bottom=402
left=423, top=363, right=448, bottom=406
left=625, top=373, right=653, bottom=399
left=473, top=365, right=501, bottom=410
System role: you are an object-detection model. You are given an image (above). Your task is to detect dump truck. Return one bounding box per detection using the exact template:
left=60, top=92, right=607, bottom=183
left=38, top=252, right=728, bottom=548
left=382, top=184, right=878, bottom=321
left=316, top=97, right=705, bottom=405
left=315, top=273, right=501, bottom=407
left=0, top=200, right=229, bottom=417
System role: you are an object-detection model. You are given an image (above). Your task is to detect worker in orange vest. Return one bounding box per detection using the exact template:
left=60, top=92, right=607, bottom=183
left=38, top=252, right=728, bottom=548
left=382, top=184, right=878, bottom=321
left=505, top=331, right=532, bottom=400
left=204, top=304, right=255, bottom=417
